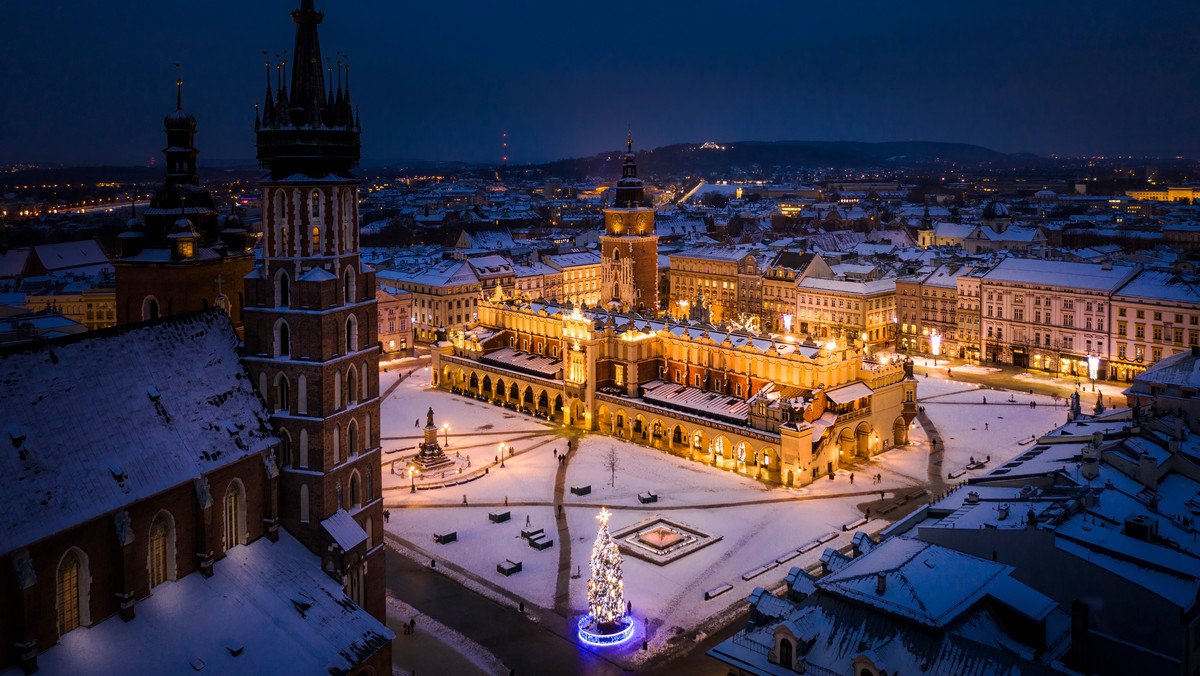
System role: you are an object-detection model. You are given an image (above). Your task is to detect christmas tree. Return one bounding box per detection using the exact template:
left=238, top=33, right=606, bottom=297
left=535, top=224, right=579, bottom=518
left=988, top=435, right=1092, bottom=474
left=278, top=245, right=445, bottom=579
left=587, top=507, right=625, bottom=630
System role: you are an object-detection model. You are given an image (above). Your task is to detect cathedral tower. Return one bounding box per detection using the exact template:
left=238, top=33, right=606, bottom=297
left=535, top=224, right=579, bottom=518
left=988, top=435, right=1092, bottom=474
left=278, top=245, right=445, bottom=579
left=114, top=78, right=255, bottom=326
left=600, top=134, right=659, bottom=312
left=241, top=0, right=385, bottom=625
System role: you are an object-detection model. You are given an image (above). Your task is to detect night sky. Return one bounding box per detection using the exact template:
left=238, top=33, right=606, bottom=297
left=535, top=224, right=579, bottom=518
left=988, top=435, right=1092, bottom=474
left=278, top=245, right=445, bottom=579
left=3, top=1, right=1198, bottom=167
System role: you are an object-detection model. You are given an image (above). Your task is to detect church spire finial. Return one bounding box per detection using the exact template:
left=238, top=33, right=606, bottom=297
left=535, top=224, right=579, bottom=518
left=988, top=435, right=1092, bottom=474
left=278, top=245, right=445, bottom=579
left=174, top=63, right=183, bottom=110
left=627, top=128, right=632, bottom=154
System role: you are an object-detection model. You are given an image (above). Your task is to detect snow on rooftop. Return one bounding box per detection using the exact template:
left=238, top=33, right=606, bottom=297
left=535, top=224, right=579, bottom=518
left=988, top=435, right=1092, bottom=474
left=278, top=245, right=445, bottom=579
left=26, top=531, right=391, bottom=675
left=480, top=347, right=563, bottom=378
left=322, top=509, right=368, bottom=552
left=825, top=382, right=873, bottom=405
left=981, top=257, right=1138, bottom=291
left=817, top=537, right=1010, bottom=628
left=0, top=311, right=276, bottom=552
left=640, top=380, right=749, bottom=423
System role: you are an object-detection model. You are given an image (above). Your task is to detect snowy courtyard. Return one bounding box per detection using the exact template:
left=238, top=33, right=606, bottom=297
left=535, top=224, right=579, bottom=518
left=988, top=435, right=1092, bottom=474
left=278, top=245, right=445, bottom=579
left=379, top=369, right=1076, bottom=662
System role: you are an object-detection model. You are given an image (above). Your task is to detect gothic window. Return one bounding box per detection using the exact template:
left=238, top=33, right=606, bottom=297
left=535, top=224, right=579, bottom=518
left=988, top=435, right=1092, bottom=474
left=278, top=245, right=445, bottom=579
left=299, top=429, right=309, bottom=468
left=348, top=419, right=360, bottom=457
left=223, top=480, right=246, bottom=552
left=346, top=367, right=357, bottom=407
left=148, top=511, right=176, bottom=588
left=333, top=426, right=341, bottom=464
left=349, top=471, right=362, bottom=510
left=276, top=269, right=291, bottom=308
left=297, top=375, right=307, bottom=414
left=275, top=190, right=287, bottom=256
left=309, top=190, right=321, bottom=220
left=142, top=296, right=159, bottom=321
left=346, top=315, right=359, bottom=352
left=312, top=226, right=321, bottom=254
left=300, top=484, right=310, bottom=523
left=275, top=373, right=290, bottom=412
left=365, top=465, right=373, bottom=502
left=275, top=319, right=291, bottom=358
left=56, top=548, right=88, bottom=635
left=336, top=479, right=343, bottom=509
left=279, top=430, right=292, bottom=467
left=343, top=267, right=356, bottom=304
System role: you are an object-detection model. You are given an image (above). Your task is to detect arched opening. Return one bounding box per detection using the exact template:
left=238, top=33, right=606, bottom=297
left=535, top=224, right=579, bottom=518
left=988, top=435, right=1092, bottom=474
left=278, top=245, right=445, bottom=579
left=278, top=429, right=292, bottom=468
left=348, top=419, right=360, bottom=457
left=56, top=548, right=89, bottom=635
left=494, top=378, right=505, bottom=400
left=148, top=510, right=176, bottom=587
left=349, top=471, right=362, bottom=509
left=672, top=425, right=684, bottom=449
left=334, top=370, right=342, bottom=410
left=142, top=296, right=159, bottom=322
left=856, top=423, right=872, bottom=457
left=469, top=372, right=479, bottom=392
left=275, top=319, right=291, bottom=358
left=275, top=269, right=291, bottom=308
left=482, top=375, right=492, bottom=398
left=597, top=405, right=613, bottom=432
left=714, top=436, right=729, bottom=464
left=346, top=314, right=359, bottom=352
left=554, top=394, right=564, bottom=415
left=299, top=429, right=309, bottom=468
left=778, top=638, right=793, bottom=668
left=893, top=417, right=908, bottom=446
left=785, top=469, right=794, bottom=486
left=300, top=484, right=310, bottom=523
left=333, top=425, right=341, bottom=464
left=613, top=249, right=621, bottom=262
left=347, top=366, right=358, bottom=406
left=366, top=466, right=374, bottom=502
left=510, top=383, right=519, bottom=400
left=537, top=390, right=548, bottom=413
left=274, top=190, right=287, bottom=256
left=343, top=267, right=356, bottom=305
left=297, top=375, right=307, bottom=414
left=223, top=480, right=246, bottom=552
left=839, top=428, right=856, bottom=460
left=275, top=373, right=290, bottom=413
left=312, top=226, right=321, bottom=254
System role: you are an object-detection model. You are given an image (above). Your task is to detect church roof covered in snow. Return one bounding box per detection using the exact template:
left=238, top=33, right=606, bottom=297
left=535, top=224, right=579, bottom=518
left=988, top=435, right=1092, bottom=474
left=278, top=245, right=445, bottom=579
left=26, top=531, right=392, bottom=675
left=0, top=310, right=277, bottom=553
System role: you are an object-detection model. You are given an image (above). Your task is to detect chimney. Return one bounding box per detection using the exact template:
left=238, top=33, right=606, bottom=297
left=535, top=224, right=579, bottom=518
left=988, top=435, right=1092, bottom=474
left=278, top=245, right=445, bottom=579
left=876, top=573, right=886, bottom=595
left=1137, top=452, right=1158, bottom=490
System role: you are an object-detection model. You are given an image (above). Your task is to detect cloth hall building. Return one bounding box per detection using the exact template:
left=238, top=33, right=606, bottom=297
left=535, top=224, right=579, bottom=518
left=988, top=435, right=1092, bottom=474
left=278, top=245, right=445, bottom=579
left=432, top=295, right=917, bottom=487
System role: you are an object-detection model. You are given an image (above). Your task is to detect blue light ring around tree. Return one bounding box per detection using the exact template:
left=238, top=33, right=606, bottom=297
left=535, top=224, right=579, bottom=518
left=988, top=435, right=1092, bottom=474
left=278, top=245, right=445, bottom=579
left=576, top=614, right=635, bottom=647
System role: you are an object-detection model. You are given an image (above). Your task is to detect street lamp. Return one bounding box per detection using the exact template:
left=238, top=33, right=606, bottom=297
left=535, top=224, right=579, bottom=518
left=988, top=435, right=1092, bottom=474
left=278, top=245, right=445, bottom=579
left=1087, top=353, right=1100, bottom=392
left=930, top=329, right=942, bottom=367
left=499, top=442, right=506, bottom=467
left=442, top=422, right=450, bottom=446
left=409, top=465, right=419, bottom=493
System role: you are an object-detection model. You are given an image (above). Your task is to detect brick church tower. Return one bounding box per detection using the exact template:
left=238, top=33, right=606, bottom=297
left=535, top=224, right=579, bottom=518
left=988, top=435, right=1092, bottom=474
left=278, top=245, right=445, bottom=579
left=600, top=134, right=659, bottom=313
left=241, top=0, right=385, bottom=623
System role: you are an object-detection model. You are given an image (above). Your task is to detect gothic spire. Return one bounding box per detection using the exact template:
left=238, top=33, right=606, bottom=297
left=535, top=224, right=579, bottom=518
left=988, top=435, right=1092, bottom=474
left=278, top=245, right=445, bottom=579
left=289, top=0, right=326, bottom=127
left=613, top=130, right=644, bottom=208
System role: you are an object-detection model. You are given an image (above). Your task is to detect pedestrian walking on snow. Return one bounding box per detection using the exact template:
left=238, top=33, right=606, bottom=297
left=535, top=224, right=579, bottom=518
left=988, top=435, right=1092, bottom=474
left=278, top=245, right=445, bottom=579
left=984, top=422, right=989, bottom=430
left=849, top=473, right=854, bottom=485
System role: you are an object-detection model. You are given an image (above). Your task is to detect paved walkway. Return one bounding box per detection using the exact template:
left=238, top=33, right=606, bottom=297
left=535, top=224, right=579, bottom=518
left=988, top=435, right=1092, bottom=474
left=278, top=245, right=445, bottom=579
left=551, top=436, right=578, bottom=617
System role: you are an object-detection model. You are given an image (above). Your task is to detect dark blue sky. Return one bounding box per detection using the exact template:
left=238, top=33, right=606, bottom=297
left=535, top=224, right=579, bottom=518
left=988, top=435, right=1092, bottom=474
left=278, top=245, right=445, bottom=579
left=3, top=1, right=1198, bottom=166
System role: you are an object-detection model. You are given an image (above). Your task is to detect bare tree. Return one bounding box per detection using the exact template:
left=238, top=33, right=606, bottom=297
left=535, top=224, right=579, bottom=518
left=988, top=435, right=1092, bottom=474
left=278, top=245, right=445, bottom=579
left=603, top=447, right=620, bottom=488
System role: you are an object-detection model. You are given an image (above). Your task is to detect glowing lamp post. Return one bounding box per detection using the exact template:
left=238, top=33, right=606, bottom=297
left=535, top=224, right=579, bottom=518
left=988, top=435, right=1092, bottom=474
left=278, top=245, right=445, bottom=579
left=929, top=329, right=942, bottom=367
left=442, top=422, right=450, bottom=446
left=781, top=313, right=793, bottom=334
left=409, top=465, right=419, bottom=493
left=1088, top=353, right=1100, bottom=391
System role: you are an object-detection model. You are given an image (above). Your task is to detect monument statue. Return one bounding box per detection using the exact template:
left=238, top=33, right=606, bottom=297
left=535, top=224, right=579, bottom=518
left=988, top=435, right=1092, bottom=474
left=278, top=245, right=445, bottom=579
left=427, top=406, right=435, bottom=428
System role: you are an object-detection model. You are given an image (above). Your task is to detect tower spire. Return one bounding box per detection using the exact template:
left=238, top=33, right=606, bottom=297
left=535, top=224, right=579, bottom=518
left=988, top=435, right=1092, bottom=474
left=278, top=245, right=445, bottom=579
left=174, top=63, right=183, bottom=110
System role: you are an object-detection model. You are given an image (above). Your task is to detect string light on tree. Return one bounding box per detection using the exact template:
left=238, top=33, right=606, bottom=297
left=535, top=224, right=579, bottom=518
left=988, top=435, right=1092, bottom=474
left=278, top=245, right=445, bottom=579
left=577, top=507, right=635, bottom=646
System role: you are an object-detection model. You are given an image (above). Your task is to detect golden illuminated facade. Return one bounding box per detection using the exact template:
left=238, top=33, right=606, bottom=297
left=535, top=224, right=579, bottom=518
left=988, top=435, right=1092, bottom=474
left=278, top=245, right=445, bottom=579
left=433, top=294, right=917, bottom=487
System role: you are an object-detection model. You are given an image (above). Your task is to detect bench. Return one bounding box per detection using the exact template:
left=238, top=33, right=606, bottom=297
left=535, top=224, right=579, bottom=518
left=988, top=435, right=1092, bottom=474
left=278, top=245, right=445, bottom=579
left=497, top=559, right=522, bottom=576
left=570, top=485, right=591, bottom=496
left=433, top=531, right=457, bottom=545
left=489, top=511, right=511, bottom=524
left=638, top=491, right=658, bottom=504
left=528, top=536, right=554, bottom=550
left=704, top=584, right=733, bottom=600
left=521, top=527, right=545, bottom=540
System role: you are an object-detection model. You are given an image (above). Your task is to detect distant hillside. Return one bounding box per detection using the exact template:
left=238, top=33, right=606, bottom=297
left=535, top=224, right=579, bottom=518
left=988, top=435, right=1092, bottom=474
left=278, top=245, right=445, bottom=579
left=524, top=140, right=1040, bottom=180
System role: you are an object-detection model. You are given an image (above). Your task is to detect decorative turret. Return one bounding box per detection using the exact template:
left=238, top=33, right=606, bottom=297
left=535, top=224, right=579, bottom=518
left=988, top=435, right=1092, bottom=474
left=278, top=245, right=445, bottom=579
left=256, top=0, right=360, bottom=180
left=613, top=131, right=644, bottom=209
